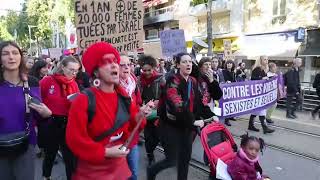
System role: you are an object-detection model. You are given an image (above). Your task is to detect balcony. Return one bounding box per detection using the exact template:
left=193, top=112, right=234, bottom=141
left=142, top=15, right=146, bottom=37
left=144, top=6, right=174, bottom=25
left=188, top=0, right=231, bottom=17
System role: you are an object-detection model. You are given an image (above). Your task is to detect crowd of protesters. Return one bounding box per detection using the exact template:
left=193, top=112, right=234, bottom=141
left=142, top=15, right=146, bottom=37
left=0, top=40, right=306, bottom=180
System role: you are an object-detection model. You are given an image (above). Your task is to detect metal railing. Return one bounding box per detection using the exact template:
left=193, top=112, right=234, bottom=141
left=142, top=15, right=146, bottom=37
left=144, top=5, right=174, bottom=18
left=278, top=82, right=319, bottom=111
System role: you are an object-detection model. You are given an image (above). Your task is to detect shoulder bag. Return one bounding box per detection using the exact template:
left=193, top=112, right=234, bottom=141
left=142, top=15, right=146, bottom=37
left=0, top=81, right=31, bottom=157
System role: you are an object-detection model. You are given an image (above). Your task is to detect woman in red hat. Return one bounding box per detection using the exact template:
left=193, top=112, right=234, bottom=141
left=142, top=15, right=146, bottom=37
left=66, top=42, right=152, bottom=180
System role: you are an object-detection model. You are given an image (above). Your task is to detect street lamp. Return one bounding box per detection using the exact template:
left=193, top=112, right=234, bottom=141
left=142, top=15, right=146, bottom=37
left=28, top=25, right=37, bottom=51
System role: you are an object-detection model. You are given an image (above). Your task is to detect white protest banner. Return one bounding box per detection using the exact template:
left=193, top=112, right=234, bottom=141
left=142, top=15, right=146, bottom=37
left=48, top=48, right=63, bottom=60
left=75, top=0, right=144, bottom=53
left=160, top=29, right=187, bottom=58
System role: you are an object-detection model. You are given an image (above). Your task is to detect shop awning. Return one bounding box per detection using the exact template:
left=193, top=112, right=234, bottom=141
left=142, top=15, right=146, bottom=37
left=236, top=31, right=301, bottom=60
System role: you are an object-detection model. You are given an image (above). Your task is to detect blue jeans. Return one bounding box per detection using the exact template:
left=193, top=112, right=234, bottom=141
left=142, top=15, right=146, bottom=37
left=127, top=145, right=139, bottom=180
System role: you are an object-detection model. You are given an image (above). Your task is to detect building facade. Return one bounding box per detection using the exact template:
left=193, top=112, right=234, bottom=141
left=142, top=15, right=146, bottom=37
left=141, top=0, right=320, bottom=83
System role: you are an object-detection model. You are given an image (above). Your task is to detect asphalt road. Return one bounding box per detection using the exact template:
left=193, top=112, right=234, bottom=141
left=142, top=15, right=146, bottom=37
left=34, top=115, right=320, bottom=180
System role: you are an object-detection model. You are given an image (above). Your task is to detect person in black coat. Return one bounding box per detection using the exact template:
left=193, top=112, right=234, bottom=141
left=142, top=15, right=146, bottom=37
left=197, top=57, right=223, bottom=119
left=236, top=62, right=247, bottom=82
left=222, top=60, right=236, bottom=126
left=312, top=73, right=320, bottom=119
left=284, top=58, right=303, bottom=119
left=222, top=60, right=236, bottom=83
left=147, top=53, right=204, bottom=180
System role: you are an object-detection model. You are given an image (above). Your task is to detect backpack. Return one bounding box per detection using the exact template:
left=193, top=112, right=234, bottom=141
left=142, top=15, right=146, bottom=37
left=71, top=88, right=131, bottom=172
left=81, top=88, right=131, bottom=141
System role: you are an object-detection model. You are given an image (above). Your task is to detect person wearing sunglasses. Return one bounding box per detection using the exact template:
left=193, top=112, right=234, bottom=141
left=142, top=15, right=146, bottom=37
left=40, top=56, right=81, bottom=180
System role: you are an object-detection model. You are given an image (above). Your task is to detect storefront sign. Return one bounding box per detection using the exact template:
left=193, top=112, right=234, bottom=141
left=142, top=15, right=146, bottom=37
left=75, top=0, right=144, bottom=52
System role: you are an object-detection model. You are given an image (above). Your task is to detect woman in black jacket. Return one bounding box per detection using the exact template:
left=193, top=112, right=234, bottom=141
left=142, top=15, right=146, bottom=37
left=222, top=60, right=236, bottom=83
left=147, top=53, right=204, bottom=180
left=29, top=59, right=49, bottom=80
left=236, top=62, right=247, bottom=82
left=197, top=57, right=223, bottom=119
left=249, top=56, right=275, bottom=134
left=222, top=60, right=236, bottom=126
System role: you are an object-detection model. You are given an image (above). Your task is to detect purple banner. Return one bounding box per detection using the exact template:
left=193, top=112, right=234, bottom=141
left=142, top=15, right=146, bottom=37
left=218, top=76, right=279, bottom=118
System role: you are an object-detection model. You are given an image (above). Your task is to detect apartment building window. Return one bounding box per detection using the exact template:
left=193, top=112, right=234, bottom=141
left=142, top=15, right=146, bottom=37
left=272, top=0, right=286, bottom=24
left=146, top=29, right=159, bottom=40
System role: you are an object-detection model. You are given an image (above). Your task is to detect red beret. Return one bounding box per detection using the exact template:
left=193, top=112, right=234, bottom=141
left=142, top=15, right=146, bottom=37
left=82, top=42, right=120, bottom=77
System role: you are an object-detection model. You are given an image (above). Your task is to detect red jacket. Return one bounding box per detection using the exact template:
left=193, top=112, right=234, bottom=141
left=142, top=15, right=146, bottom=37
left=40, top=76, right=79, bottom=116
left=66, top=86, right=141, bottom=162
left=66, top=87, right=142, bottom=179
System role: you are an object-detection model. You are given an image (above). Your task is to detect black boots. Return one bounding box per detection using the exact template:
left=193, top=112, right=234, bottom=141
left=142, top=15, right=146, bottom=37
left=259, top=116, right=275, bottom=134
left=286, top=110, right=296, bottom=119
left=248, top=115, right=275, bottom=134
left=248, top=115, right=259, bottom=132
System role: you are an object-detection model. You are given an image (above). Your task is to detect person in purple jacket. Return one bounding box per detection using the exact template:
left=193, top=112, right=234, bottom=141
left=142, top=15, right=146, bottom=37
left=0, top=41, right=52, bottom=180
left=227, top=134, right=270, bottom=180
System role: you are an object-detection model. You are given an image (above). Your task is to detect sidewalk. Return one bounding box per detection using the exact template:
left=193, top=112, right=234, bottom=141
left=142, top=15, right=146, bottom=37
left=241, top=108, right=320, bottom=135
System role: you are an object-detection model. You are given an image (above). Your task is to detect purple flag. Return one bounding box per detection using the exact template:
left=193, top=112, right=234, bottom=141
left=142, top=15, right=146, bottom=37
left=218, top=76, right=279, bottom=118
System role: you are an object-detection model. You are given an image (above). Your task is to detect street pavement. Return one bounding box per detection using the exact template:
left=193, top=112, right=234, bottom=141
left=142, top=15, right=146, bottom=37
left=34, top=146, right=209, bottom=180
left=34, top=108, right=320, bottom=180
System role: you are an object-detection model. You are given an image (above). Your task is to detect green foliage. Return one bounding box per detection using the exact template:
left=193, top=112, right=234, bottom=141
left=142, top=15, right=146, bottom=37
left=27, top=0, right=54, bottom=46
left=0, top=19, right=13, bottom=41
left=190, top=0, right=208, bottom=6
left=1, top=0, right=75, bottom=49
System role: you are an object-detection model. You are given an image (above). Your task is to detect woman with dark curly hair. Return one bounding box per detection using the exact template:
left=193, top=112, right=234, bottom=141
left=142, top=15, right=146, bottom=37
left=29, top=60, right=49, bottom=80
left=137, top=55, right=164, bottom=166
left=222, top=60, right=236, bottom=126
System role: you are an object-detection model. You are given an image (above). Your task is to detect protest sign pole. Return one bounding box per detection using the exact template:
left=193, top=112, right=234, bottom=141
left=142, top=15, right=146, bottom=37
left=119, top=113, right=145, bottom=152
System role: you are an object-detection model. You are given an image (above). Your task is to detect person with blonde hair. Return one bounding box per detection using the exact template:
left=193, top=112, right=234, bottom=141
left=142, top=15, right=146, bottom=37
left=248, top=56, right=275, bottom=134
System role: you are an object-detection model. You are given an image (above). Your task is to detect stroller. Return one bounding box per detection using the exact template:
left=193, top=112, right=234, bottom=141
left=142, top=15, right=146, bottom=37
left=200, top=121, right=237, bottom=180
